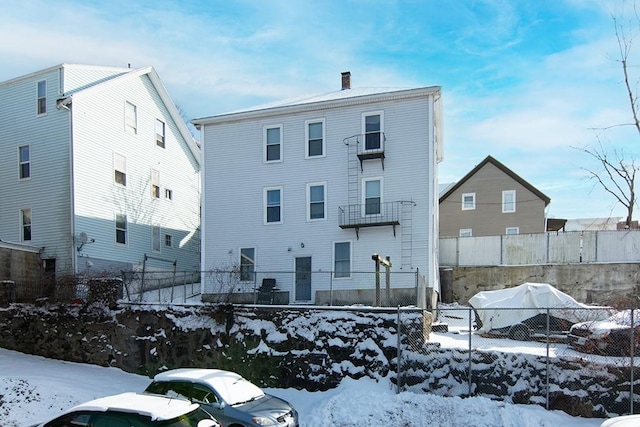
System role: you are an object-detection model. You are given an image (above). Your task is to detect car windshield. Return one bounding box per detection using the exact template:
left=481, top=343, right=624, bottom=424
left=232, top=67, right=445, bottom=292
left=215, top=376, right=265, bottom=406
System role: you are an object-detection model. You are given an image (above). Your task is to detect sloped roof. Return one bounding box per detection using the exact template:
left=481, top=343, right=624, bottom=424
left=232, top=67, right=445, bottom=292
left=439, top=155, right=550, bottom=206
left=56, top=64, right=200, bottom=165
left=193, top=85, right=441, bottom=125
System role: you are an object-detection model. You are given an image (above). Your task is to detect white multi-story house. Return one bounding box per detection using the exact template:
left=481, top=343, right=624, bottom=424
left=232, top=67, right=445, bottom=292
left=194, top=73, right=442, bottom=308
left=0, top=64, right=201, bottom=276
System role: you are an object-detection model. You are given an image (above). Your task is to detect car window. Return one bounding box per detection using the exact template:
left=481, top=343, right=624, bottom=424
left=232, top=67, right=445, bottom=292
left=149, top=381, right=192, bottom=401
left=44, top=412, right=91, bottom=427
left=92, top=413, right=135, bottom=427
left=158, top=407, right=218, bottom=427
left=192, top=384, right=219, bottom=404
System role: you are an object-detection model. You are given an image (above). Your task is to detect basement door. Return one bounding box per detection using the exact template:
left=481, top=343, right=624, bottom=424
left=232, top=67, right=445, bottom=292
left=295, top=256, right=312, bottom=302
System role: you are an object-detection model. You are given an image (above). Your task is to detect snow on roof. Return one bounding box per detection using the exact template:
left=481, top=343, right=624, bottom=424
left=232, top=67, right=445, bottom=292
left=68, top=392, right=199, bottom=421
left=154, top=368, right=264, bottom=405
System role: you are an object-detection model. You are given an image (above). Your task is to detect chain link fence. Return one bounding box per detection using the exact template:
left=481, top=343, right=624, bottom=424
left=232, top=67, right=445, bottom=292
left=397, top=305, right=640, bottom=417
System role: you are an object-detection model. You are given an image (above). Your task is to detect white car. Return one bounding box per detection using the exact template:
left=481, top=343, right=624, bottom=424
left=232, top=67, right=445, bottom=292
left=145, top=368, right=299, bottom=427
left=31, top=392, right=220, bottom=427
left=601, top=414, right=640, bottom=426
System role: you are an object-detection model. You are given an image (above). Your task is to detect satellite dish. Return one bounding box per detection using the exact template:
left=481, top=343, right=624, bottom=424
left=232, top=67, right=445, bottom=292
left=79, top=232, right=88, bottom=244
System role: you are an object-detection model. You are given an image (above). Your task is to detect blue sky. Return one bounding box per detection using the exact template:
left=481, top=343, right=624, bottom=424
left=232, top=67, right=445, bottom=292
left=1, top=0, right=638, bottom=220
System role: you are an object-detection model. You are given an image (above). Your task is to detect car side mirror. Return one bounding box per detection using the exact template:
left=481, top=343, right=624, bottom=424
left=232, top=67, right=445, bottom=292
left=198, top=420, right=218, bottom=427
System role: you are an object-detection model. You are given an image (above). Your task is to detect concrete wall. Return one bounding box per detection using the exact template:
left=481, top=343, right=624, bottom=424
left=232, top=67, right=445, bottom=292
left=440, top=263, right=640, bottom=305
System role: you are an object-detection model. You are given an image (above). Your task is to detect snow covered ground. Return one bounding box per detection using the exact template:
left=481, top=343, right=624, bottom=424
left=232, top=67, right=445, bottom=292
left=0, top=347, right=606, bottom=426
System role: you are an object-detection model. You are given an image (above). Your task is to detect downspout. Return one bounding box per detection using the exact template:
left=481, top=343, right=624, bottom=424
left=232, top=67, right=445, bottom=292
left=57, top=97, right=75, bottom=273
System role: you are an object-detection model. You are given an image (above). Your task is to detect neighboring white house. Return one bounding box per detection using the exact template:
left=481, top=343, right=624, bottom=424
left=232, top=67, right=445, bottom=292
left=194, top=72, right=442, bottom=308
left=0, top=64, right=201, bottom=275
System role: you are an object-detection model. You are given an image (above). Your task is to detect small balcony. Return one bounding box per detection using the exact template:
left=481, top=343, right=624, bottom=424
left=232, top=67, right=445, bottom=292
left=338, top=201, right=401, bottom=237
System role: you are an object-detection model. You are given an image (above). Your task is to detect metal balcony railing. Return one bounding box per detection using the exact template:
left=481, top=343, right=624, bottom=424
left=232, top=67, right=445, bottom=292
left=338, top=201, right=401, bottom=231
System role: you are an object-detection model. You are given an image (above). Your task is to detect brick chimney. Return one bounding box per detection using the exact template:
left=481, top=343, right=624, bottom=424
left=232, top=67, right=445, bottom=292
left=341, top=71, right=351, bottom=90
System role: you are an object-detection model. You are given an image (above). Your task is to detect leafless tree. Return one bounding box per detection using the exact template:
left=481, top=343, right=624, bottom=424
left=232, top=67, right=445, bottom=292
left=576, top=8, right=640, bottom=228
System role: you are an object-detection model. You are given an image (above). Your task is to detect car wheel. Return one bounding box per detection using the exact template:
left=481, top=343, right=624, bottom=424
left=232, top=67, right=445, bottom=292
left=508, top=324, right=530, bottom=341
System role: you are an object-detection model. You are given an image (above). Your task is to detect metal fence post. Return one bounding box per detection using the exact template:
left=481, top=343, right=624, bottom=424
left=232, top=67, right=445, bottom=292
left=631, top=309, right=635, bottom=415
left=396, top=306, right=401, bottom=394
left=546, top=307, right=550, bottom=410
left=468, top=307, right=472, bottom=396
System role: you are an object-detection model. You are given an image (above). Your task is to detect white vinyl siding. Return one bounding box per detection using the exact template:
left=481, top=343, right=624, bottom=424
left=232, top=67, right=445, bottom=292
left=462, top=193, right=476, bottom=210
left=502, top=190, right=516, bottom=213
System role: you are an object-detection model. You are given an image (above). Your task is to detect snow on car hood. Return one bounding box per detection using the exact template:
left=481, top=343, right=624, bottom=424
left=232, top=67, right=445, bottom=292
left=469, top=282, right=594, bottom=333
left=571, top=310, right=639, bottom=338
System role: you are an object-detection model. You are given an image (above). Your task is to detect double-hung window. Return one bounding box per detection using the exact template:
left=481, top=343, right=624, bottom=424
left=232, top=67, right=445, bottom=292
left=165, top=234, right=173, bottom=247
left=264, top=125, right=282, bottom=162
left=114, top=152, right=126, bottom=186
left=462, top=193, right=476, bottom=210
left=151, top=169, right=160, bottom=199
left=334, top=241, right=351, bottom=278
left=362, top=111, right=383, bottom=151
left=307, top=182, right=326, bottom=221
left=502, top=190, right=516, bottom=213
left=21, top=208, right=32, bottom=242
left=240, top=248, right=255, bottom=281
left=115, top=213, right=127, bottom=244
left=125, top=101, right=137, bottom=134
left=264, top=186, right=282, bottom=224
left=363, top=178, right=382, bottom=215
left=37, top=80, right=46, bottom=115
left=19, top=145, right=30, bottom=179
left=156, top=119, right=166, bottom=148
left=305, top=119, right=325, bottom=158
left=152, top=225, right=161, bottom=252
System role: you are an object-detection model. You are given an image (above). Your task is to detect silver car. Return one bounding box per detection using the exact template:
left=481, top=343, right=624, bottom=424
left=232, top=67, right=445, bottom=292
left=145, top=368, right=299, bottom=427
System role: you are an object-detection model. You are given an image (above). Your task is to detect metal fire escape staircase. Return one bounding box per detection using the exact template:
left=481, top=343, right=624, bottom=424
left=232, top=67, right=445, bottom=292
left=340, top=134, right=415, bottom=269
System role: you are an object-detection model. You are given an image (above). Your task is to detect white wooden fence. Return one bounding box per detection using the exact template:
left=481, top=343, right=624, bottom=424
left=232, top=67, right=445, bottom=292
left=439, top=230, right=640, bottom=266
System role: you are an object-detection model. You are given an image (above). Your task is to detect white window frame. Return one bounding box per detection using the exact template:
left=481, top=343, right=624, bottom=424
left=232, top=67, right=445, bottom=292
left=462, top=193, right=476, bottom=210
left=263, top=124, right=283, bottom=163
left=156, top=119, right=166, bottom=148
left=165, top=188, right=173, bottom=200
left=20, top=208, right=32, bottom=242
left=305, top=118, right=325, bottom=158
left=239, top=247, right=256, bottom=282
left=361, top=110, right=384, bottom=152
left=18, top=145, right=30, bottom=180
left=152, top=224, right=161, bottom=252
left=115, top=213, right=127, bottom=245
left=362, top=177, right=383, bottom=216
left=459, top=229, right=472, bottom=237
left=125, top=101, right=137, bottom=134
left=113, top=152, right=126, bottom=186
left=151, top=169, right=160, bottom=199
left=505, top=227, right=519, bottom=235
left=164, top=234, right=173, bottom=247
left=333, top=241, right=352, bottom=279
left=264, top=186, right=283, bottom=224
left=502, top=190, right=516, bottom=213
left=306, top=182, right=327, bottom=221
left=37, top=80, right=46, bottom=115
